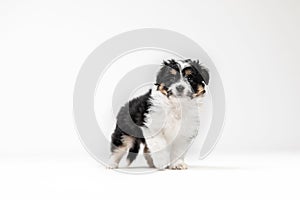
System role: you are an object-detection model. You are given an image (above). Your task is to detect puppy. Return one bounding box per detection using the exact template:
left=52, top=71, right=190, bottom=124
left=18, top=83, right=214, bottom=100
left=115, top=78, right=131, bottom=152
left=108, top=59, right=209, bottom=170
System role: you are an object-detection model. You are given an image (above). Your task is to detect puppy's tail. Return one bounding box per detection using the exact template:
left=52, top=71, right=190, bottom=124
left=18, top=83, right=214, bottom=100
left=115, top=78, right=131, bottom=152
left=126, top=139, right=141, bottom=166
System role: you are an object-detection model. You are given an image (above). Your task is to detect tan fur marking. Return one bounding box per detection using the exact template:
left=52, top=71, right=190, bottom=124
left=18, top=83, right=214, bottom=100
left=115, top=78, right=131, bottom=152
left=143, top=145, right=155, bottom=168
left=170, top=68, right=177, bottom=75
left=185, top=69, right=192, bottom=75
left=158, top=83, right=168, bottom=96
left=121, top=135, right=134, bottom=149
left=193, top=85, right=205, bottom=98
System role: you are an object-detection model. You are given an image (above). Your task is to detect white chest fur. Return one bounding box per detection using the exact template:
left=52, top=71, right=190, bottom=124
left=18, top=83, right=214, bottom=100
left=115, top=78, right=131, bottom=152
left=143, top=88, right=201, bottom=151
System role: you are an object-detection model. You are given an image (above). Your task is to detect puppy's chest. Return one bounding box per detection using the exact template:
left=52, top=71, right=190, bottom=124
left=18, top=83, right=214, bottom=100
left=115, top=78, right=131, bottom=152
left=166, top=103, right=200, bottom=135
left=146, top=100, right=200, bottom=140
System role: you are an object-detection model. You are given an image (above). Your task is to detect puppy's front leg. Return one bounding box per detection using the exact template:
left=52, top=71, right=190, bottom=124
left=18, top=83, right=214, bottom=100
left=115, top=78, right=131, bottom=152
left=146, top=134, right=170, bottom=170
left=169, top=137, right=190, bottom=170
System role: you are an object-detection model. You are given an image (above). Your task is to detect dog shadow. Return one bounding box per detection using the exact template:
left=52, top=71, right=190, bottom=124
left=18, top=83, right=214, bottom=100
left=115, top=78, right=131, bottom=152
left=116, top=165, right=242, bottom=171
left=188, top=165, right=242, bottom=170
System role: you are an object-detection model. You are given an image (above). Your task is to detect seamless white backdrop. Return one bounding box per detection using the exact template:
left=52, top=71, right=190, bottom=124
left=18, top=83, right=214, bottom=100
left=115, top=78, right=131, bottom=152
left=1, top=0, right=299, bottom=157
left=0, top=0, right=299, bottom=199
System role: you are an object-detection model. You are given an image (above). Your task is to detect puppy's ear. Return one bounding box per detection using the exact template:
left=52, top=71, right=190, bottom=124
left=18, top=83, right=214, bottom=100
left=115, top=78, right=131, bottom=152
left=200, top=66, right=209, bottom=85
left=157, top=59, right=178, bottom=83
left=156, top=63, right=166, bottom=84
left=190, top=60, right=210, bottom=85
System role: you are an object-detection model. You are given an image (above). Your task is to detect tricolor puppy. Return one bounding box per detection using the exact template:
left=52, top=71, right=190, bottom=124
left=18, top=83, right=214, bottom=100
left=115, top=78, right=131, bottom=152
left=108, top=59, right=209, bottom=170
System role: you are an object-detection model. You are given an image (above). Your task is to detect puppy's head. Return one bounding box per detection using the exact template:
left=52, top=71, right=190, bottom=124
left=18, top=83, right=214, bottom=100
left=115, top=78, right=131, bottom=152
left=155, top=59, right=209, bottom=99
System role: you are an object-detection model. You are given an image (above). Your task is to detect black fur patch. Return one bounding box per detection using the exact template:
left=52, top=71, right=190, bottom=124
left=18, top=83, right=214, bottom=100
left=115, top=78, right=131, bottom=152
left=182, top=60, right=209, bottom=93
left=188, top=60, right=210, bottom=85
left=110, top=89, right=152, bottom=162
left=156, top=60, right=181, bottom=88
left=126, top=139, right=141, bottom=164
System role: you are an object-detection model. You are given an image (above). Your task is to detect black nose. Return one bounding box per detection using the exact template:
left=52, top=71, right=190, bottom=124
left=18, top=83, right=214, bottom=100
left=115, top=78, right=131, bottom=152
left=176, top=85, right=185, bottom=92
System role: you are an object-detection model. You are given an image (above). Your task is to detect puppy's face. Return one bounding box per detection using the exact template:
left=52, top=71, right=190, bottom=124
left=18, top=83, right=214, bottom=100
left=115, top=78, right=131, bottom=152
left=155, top=59, right=209, bottom=99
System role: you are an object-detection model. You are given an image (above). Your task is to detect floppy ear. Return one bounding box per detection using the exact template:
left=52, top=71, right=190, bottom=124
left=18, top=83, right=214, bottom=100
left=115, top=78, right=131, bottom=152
left=155, top=62, right=167, bottom=84
left=190, top=60, right=210, bottom=85
left=156, top=59, right=178, bottom=84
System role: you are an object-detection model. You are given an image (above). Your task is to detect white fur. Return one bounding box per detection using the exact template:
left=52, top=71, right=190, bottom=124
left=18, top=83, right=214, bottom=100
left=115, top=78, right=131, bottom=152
left=142, top=84, right=202, bottom=169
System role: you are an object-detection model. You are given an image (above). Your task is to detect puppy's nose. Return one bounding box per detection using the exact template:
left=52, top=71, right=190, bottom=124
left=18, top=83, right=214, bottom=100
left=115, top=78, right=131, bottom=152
left=176, top=85, right=185, bottom=92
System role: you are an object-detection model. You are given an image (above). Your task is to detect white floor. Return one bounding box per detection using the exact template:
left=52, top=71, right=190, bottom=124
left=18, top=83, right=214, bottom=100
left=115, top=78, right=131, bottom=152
left=1, top=152, right=299, bottom=200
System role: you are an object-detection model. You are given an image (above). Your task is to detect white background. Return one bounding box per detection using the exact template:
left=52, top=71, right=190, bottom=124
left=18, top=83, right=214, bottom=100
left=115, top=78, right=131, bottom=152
left=0, top=0, right=299, bottom=199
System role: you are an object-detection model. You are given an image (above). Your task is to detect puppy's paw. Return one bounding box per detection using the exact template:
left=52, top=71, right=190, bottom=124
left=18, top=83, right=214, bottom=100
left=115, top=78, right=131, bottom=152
left=106, top=163, right=118, bottom=169
left=170, top=160, right=188, bottom=170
